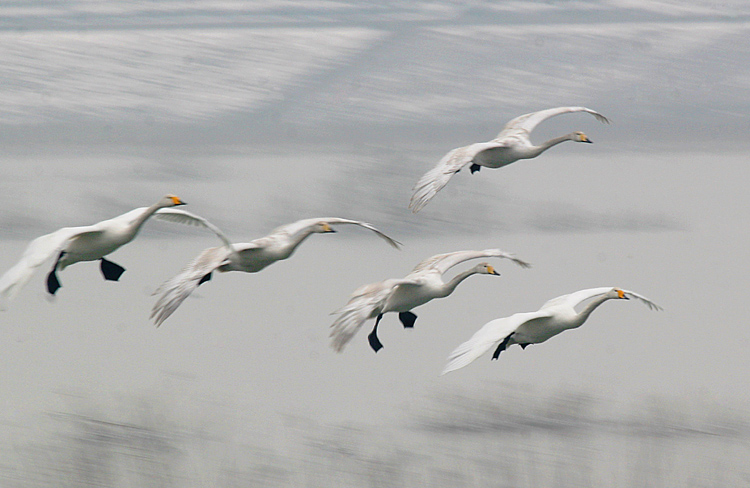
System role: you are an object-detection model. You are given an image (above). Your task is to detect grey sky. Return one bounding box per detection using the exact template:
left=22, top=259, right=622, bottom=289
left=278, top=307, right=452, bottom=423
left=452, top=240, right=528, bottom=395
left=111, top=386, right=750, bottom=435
left=1, top=0, right=749, bottom=435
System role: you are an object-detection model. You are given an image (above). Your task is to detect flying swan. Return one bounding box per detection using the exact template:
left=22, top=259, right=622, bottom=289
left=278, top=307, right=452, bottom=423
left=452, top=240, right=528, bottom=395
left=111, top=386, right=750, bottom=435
left=409, top=106, right=610, bottom=212
left=150, top=216, right=402, bottom=327
left=0, top=195, right=218, bottom=306
left=441, top=287, right=662, bottom=374
left=330, top=249, right=531, bottom=353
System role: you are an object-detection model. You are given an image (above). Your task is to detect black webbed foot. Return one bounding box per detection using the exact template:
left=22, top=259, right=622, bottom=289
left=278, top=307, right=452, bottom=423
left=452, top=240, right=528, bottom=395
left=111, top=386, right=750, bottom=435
left=368, top=314, right=384, bottom=353
left=198, top=273, right=212, bottom=286
left=470, top=163, right=481, bottom=174
left=492, top=335, right=513, bottom=360
left=46, top=270, right=61, bottom=295
left=398, top=311, right=417, bottom=329
left=46, top=251, right=65, bottom=295
left=100, top=258, right=126, bottom=281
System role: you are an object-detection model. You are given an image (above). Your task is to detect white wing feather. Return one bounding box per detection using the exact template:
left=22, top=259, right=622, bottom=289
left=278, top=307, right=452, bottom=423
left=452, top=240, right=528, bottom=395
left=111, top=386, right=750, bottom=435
left=496, top=106, right=610, bottom=140
left=441, top=311, right=551, bottom=375
left=153, top=208, right=234, bottom=250
left=150, top=246, right=231, bottom=327
left=0, top=226, right=93, bottom=306
left=409, top=143, right=497, bottom=213
left=410, top=249, right=531, bottom=276
left=329, top=278, right=415, bottom=352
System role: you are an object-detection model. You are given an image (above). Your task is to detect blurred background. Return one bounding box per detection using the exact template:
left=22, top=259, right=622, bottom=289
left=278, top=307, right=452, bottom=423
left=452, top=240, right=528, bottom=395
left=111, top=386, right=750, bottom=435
left=1, top=1, right=749, bottom=486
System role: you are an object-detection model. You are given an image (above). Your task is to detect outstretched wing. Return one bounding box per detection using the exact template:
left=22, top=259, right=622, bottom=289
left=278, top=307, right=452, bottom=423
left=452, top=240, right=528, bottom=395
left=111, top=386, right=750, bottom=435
left=150, top=246, right=232, bottom=327
left=495, top=106, right=610, bottom=140
left=268, top=217, right=401, bottom=249
left=329, top=278, right=414, bottom=352
left=153, top=208, right=234, bottom=251
left=409, top=142, right=500, bottom=213
left=441, top=310, right=551, bottom=375
left=621, top=289, right=663, bottom=311
left=410, top=249, right=531, bottom=276
left=540, top=287, right=662, bottom=311
left=324, top=218, right=402, bottom=249
left=0, top=226, right=92, bottom=306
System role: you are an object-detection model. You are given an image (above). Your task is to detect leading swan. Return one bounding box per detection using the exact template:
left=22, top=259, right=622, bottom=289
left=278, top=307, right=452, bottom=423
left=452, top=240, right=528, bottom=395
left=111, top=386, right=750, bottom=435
left=0, top=195, right=204, bottom=306
left=409, top=106, right=610, bottom=212
left=441, top=287, right=661, bottom=374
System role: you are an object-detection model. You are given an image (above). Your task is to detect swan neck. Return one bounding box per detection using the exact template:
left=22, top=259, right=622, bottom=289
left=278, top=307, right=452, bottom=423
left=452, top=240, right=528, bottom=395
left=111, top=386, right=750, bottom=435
left=131, top=201, right=166, bottom=236
left=533, top=134, right=573, bottom=156
left=442, top=269, right=477, bottom=296
left=577, top=295, right=611, bottom=324
left=285, top=227, right=317, bottom=254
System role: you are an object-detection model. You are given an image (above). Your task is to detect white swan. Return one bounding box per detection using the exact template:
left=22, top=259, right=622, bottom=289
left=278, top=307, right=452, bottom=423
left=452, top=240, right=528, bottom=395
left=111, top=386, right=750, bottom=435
left=329, top=249, right=531, bottom=353
left=150, top=216, right=402, bottom=327
left=409, top=106, right=610, bottom=212
left=0, top=195, right=207, bottom=305
left=441, top=287, right=662, bottom=374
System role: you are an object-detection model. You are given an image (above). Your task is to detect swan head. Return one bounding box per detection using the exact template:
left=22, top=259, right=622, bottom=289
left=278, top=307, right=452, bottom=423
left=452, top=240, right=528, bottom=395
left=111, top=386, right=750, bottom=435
left=316, top=222, right=337, bottom=234
left=162, top=194, right=187, bottom=207
left=476, top=263, right=500, bottom=276
left=612, top=288, right=629, bottom=300
left=574, top=131, right=592, bottom=143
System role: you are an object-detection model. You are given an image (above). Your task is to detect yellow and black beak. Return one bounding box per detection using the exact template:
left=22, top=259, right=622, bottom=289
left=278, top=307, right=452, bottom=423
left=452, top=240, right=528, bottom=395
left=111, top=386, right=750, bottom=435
left=322, top=223, right=336, bottom=233
left=616, top=289, right=628, bottom=299
left=171, top=196, right=186, bottom=206
left=581, top=134, right=592, bottom=143
left=487, top=265, right=500, bottom=276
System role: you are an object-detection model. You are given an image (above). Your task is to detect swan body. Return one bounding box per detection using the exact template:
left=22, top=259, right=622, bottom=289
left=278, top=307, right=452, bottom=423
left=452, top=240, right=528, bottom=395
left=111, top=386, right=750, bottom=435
left=329, top=249, right=531, bottom=353
left=0, top=195, right=192, bottom=305
left=441, top=287, right=662, bottom=374
left=409, top=106, right=610, bottom=212
left=150, top=216, right=401, bottom=327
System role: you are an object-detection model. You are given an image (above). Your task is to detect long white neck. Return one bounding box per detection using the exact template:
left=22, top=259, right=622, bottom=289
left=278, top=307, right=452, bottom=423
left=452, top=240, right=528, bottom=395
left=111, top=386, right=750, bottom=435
left=440, top=268, right=480, bottom=298
left=529, top=133, right=575, bottom=158
left=130, top=201, right=169, bottom=239
left=280, top=227, right=319, bottom=258
left=575, top=294, right=612, bottom=326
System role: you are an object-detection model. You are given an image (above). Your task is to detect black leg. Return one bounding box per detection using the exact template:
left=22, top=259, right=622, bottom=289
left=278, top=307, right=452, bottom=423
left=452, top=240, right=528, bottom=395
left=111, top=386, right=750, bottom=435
left=100, top=258, right=126, bottom=281
left=470, top=163, right=481, bottom=174
left=46, top=251, right=65, bottom=295
left=198, top=273, right=212, bottom=286
left=492, top=335, right=513, bottom=360
left=520, top=343, right=531, bottom=350
left=46, top=270, right=61, bottom=295
left=368, top=314, right=384, bottom=353
left=398, top=311, right=417, bottom=329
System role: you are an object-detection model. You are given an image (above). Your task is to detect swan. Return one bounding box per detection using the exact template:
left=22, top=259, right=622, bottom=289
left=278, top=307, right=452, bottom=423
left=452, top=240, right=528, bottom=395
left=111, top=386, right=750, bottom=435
left=0, top=195, right=210, bottom=305
left=441, top=287, right=662, bottom=374
left=329, top=249, right=531, bottom=353
left=150, top=216, right=402, bottom=327
left=409, top=106, right=610, bottom=212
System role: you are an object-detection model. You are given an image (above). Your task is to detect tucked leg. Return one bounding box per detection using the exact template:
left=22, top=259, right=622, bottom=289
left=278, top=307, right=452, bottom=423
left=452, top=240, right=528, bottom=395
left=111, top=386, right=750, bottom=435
left=470, top=163, right=481, bottom=174
left=46, top=269, right=61, bottom=295
left=492, top=335, right=513, bottom=360
left=398, top=311, right=417, bottom=329
left=198, top=273, right=212, bottom=286
left=100, top=258, right=126, bottom=281
left=46, top=251, right=65, bottom=295
left=368, top=314, right=385, bottom=353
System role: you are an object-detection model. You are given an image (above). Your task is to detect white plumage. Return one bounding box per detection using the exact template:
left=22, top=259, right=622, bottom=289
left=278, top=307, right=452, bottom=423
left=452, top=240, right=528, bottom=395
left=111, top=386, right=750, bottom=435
left=442, top=287, right=662, bottom=375
left=409, top=106, right=609, bottom=212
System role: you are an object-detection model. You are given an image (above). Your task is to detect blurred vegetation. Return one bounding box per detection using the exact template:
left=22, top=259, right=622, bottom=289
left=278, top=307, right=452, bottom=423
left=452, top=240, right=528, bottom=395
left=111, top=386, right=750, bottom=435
left=2, top=384, right=748, bottom=487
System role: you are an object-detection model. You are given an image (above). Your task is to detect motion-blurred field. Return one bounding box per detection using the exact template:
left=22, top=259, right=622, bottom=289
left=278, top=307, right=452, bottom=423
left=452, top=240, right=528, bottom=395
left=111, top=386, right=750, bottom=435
left=3, top=384, right=748, bottom=487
